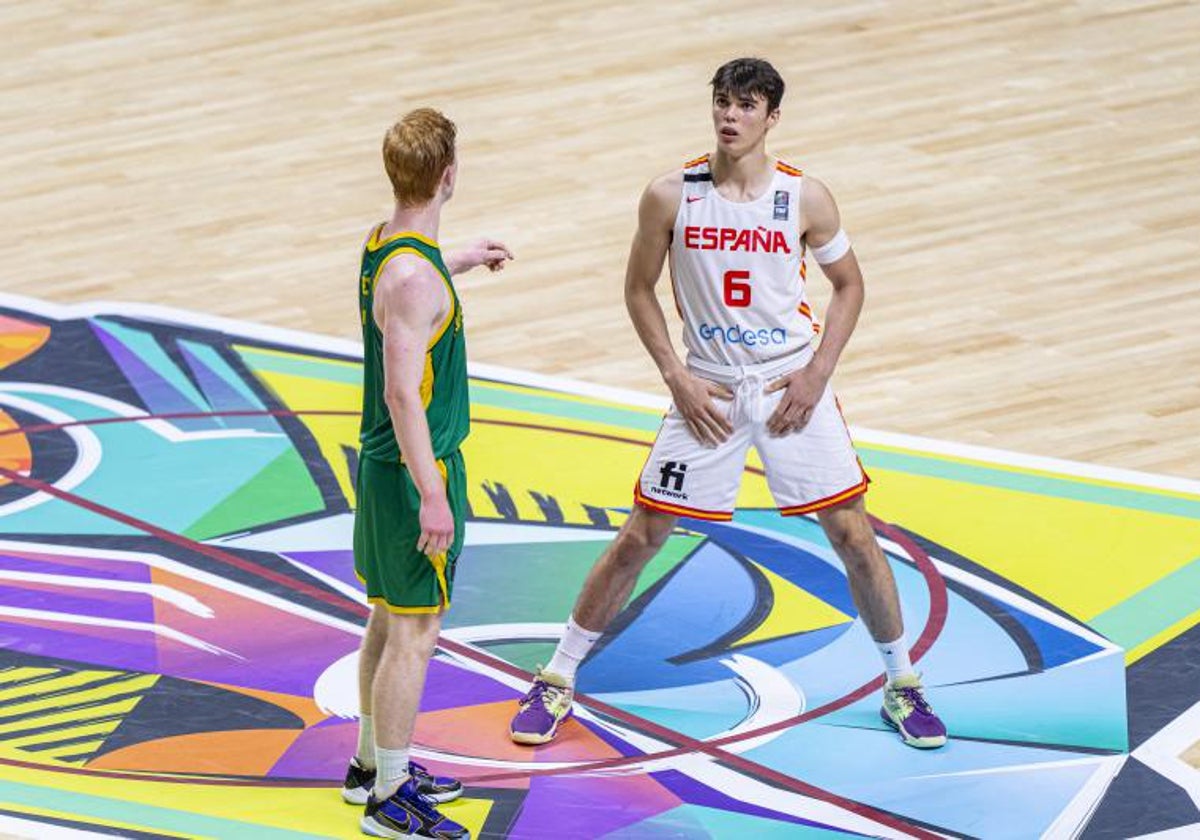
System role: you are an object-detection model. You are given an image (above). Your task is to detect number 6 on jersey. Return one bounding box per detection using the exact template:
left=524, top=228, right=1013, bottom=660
left=723, top=269, right=752, bottom=308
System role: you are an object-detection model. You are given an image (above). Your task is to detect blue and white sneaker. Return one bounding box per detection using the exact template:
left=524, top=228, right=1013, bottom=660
left=361, top=776, right=469, bottom=839
left=343, top=758, right=463, bottom=805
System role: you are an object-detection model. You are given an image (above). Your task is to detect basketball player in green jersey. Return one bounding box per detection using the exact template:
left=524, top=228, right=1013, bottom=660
left=342, top=107, right=512, bottom=840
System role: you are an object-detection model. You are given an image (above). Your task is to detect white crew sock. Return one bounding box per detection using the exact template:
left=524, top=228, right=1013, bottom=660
left=876, top=633, right=915, bottom=683
left=356, top=713, right=375, bottom=770
left=545, top=615, right=603, bottom=683
left=374, top=745, right=411, bottom=799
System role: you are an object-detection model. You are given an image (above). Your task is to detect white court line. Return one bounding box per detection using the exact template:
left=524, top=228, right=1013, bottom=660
left=0, top=392, right=100, bottom=519
left=0, top=538, right=363, bottom=639
left=0, top=570, right=211, bottom=617
left=0, top=606, right=239, bottom=659
left=0, top=814, right=108, bottom=839
left=1132, top=697, right=1200, bottom=811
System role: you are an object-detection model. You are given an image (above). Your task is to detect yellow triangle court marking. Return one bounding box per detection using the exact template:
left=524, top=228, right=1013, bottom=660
left=0, top=695, right=143, bottom=737
left=0, top=674, right=158, bottom=719
left=0, top=670, right=120, bottom=703
left=29, top=738, right=107, bottom=762
left=0, top=666, right=58, bottom=685
left=732, top=561, right=852, bottom=649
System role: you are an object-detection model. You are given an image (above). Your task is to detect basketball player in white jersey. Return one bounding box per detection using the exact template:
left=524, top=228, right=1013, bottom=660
left=510, top=58, right=946, bottom=749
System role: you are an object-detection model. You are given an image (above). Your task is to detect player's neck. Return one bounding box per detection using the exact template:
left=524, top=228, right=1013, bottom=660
left=710, top=147, right=773, bottom=195
left=384, top=200, right=442, bottom=244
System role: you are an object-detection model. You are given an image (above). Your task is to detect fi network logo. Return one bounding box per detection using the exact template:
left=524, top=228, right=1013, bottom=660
left=658, top=461, right=688, bottom=492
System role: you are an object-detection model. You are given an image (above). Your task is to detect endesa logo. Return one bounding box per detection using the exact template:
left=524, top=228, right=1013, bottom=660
left=684, top=225, right=792, bottom=254
left=698, top=322, right=788, bottom=347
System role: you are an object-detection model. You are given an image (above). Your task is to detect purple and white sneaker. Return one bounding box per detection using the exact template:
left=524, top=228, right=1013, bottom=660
left=881, top=674, right=947, bottom=749
left=509, top=668, right=573, bottom=745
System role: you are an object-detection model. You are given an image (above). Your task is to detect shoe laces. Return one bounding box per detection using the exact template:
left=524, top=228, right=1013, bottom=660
left=397, top=781, right=442, bottom=818
left=893, top=683, right=932, bottom=716
left=523, top=677, right=567, bottom=711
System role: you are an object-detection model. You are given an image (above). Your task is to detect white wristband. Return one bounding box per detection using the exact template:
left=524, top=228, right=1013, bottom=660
left=811, top=229, right=851, bottom=265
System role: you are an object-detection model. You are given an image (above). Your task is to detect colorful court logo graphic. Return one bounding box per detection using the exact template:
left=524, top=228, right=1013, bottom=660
left=0, top=296, right=1198, bottom=838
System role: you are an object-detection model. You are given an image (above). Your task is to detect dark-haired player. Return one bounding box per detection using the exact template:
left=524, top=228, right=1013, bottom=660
left=508, top=58, right=945, bottom=751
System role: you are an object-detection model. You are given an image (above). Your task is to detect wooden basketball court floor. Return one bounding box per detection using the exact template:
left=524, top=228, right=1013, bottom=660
left=1, top=2, right=1199, bottom=838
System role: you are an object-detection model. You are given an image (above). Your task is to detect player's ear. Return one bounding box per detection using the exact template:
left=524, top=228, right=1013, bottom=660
left=442, top=160, right=458, bottom=199
left=767, top=108, right=781, bottom=131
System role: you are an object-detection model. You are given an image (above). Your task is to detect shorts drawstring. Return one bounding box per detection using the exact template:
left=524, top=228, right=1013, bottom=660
left=733, top=372, right=766, bottom=425
left=690, top=344, right=812, bottom=426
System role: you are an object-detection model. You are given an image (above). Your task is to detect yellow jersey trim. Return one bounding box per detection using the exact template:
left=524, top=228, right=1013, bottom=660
left=419, top=353, right=435, bottom=409
left=427, top=274, right=457, bottom=350
left=367, top=596, right=446, bottom=615
left=369, top=247, right=456, bottom=352
left=368, top=224, right=440, bottom=252
left=369, top=246, right=426, bottom=290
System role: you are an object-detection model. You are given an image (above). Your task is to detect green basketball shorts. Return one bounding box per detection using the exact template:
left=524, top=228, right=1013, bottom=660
left=353, top=449, right=466, bottom=613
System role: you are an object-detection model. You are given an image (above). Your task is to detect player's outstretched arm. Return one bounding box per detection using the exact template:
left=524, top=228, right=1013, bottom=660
left=765, top=176, right=864, bottom=436
left=625, top=173, right=732, bottom=446
left=375, top=259, right=455, bottom=558
left=444, top=238, right=514, bottom=276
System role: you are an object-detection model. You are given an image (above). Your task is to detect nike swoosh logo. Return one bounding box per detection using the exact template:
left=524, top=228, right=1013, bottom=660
left=687, top=196, right=704, bottom=203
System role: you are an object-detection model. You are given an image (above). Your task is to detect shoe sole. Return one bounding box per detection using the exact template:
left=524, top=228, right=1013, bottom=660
left=510, top=728, right=557, bottom=745
left=881, top=712, right=947, bottom=749
left=359, top=815, right=403, bottom=838
left=359, top=815, right=423, bottom=839
left=360, top=815, right=470, bottom=839
left=344, top=786, right=462, bottom=805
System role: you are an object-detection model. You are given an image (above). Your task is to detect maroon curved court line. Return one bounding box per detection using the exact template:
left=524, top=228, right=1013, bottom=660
left=0, top=412, right=946, bottom=837
left=448, top=516, right=947, bottom=781
left=0, top=410, right=768, bottom=482
left=0, top=409, right=661, bottom=453
left=0, top=408, right=359, bottom=440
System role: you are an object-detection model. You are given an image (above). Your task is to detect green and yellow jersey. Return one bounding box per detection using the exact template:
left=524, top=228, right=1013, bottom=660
left=357, top=225, right=469, bottom=464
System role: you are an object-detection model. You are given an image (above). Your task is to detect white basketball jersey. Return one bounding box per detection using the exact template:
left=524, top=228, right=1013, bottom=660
left=670, top=155, right=817, bottom=367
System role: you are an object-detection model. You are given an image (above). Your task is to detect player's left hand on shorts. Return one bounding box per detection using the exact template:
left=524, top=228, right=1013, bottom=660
left=765, top=367, right=826, bottom=436
left=417, top=491, right=456, bottom=558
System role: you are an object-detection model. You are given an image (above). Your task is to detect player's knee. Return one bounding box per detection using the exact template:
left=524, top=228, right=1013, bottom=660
left=634, top=510, right=677, bottom=550
left=611, top=529, right=652, bottom=567
left=382, top=611, right=441, bottom=656
left=612, top=510, right=676, bottom=564
left=821, top=512, right=876, bottom=563
left=361, top=621, right=387, bottom=660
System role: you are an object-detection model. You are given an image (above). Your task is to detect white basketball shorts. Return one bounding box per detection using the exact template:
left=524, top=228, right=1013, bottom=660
left=634, top=345, right=869, bottom=521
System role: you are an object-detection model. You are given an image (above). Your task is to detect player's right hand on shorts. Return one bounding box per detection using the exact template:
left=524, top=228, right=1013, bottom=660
left=665, top=369, right=733, bottom=446
left=417, top=491, right=455, bottom=558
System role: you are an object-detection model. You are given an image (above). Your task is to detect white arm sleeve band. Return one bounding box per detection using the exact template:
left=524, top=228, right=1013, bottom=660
left=811, top=228, right=851, bottom=265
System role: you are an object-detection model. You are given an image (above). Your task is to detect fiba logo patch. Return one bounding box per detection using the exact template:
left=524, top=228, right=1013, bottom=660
left=774, top=189, right=789, bottom=221
left=656, top=461, right=689, bottom=500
